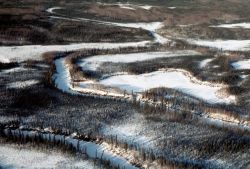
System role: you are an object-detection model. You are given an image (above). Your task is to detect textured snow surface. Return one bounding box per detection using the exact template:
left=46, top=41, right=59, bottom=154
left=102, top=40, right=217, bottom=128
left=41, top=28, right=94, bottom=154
left=188, top=39, right=250, bottom=51
left=0, top=144, right=95, bottom=169
left=6, top=80, right=40, bottom=89
left=79, top=50, right=200, bottom=71
left=100, top=70, right=235, bottom=104
left=232, top=59, right=250, bottom=70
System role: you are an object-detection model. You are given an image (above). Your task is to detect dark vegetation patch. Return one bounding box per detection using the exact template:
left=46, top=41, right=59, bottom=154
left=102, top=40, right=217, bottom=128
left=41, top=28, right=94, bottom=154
left=0, top=62, right=18, bottom=70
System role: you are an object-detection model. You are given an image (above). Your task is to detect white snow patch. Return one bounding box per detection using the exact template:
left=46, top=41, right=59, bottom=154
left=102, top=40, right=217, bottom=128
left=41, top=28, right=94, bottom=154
left=96, top=3, right=153, bottom=10
left=6, top=80, right=40, bottom=89
left=232, top=59, right=250, bottom=70
left=138, top=5, right=153, bottom=10
left=53, top=58, right=74, bottom=93
left=199, top=58, right=213, bottom=68
left=211, top=23, right=250, bottom=29
left=0, top=144, right=95, bottom=169
left=117, top=4, right=136, bottom=10
left=79, top=50, right=201, bottom=71
left=188, top=39, right=250, bottom=51
left=168, top=7, right=176, bottom=9
left=99, top=69, right=235, bottom=104
left=46, top=7, right=62, bottom=14
left=0, top=41, right=150, bottom=62
left=0, top=54, right=10, bottom=63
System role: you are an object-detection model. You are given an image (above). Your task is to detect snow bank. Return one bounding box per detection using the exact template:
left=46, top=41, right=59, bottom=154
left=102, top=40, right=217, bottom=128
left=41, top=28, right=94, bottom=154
left=79, top=50, right=201, bottom=71
left=188, top=39, right=250, bottom=51
left=231, top=59, right=250, bottom=70
left=100, top=69, right=235, bottom=104
left=211, top=23, right=250, bottom=29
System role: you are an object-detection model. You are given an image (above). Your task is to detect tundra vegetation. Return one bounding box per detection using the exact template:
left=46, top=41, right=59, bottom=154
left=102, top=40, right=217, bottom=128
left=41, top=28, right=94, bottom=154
left=0, top=0, right=250, bottom=169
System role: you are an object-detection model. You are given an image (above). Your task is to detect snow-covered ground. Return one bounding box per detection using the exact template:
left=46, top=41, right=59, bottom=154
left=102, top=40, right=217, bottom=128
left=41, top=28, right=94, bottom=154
left=211, top=23, right=250, bottom=29
left=231, top=59, right=250, bottom=70
left=53, top=58, right=75, bottom=93
left=99, top=69, right=235, bottom=104
left=102, top=113, right=156, bottom=148
left=199, top=58, right=213, bottom=68
left=6, top=80, right=40, bottom=89
left=188, top=39, right=250, bottom=51
left=0, top=54, right=10, bottom=63
left=0, top=144, right=95, bottom=169
left=5, top=129, right=137, bottom=169
left=79, top=50, right=201, bottom=71
left=0, top=41, right=151, bottom=62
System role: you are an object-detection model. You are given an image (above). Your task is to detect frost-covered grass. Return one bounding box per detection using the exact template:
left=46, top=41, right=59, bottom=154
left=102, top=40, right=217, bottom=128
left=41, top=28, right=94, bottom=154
left=211, top=23, right=250, bottom=29
left=188, top=39, right=250, bottom=51
left=0, top=143, right=95, bottom=169
left=232, top=59, right=250, bottom=70
left=79, top=50, right=200, bottom=71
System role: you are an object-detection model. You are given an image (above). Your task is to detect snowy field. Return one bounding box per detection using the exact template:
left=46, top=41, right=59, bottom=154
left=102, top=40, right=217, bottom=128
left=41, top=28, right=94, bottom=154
left=0, top=144, right=95, bottom=169
left=232, top=59, right=250, bottom=70
left=99, top=69, right=235, bottom=104
left=0, top=41, right=150, bottom=62
left=211, top=23, right=250, bottom=29
left=79, top=50, right=201, bottom=71
left=188, top=39, right=250, bottom=51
